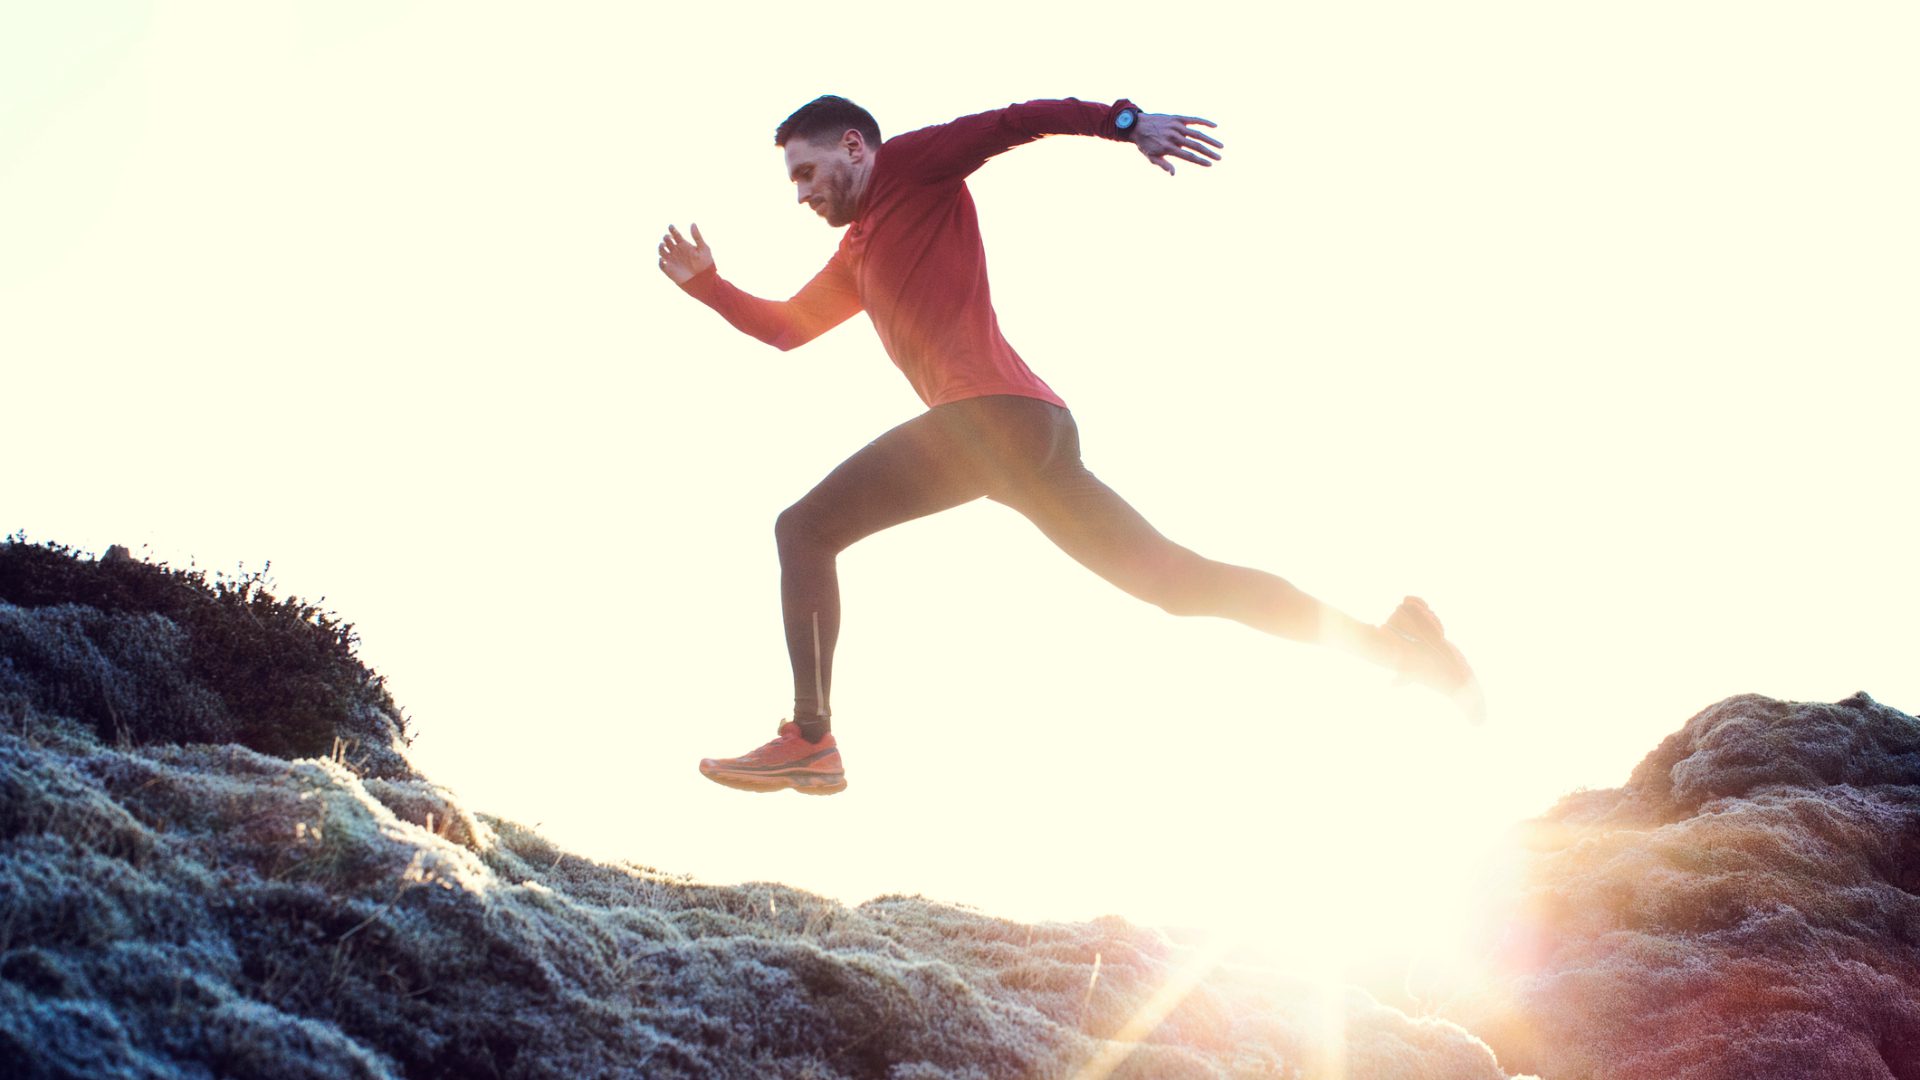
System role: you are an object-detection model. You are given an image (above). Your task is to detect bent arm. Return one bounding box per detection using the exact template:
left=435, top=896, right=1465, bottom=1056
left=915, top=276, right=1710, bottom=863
left=679, top=254, right=862, bottom=353
left=659, top=223, right=861, bottom=351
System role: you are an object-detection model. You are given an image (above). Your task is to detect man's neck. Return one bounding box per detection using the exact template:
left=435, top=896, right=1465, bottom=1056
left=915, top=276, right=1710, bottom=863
left=849, top=149, right=877, bottom=221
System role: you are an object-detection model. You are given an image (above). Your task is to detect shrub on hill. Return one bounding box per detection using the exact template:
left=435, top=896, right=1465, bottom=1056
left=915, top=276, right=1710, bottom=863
left=0, top=537, right=409, bottom=777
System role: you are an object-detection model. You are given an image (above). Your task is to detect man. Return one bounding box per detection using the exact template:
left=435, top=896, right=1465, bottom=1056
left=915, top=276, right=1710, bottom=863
left=658, top=95, right=1480, bottom=797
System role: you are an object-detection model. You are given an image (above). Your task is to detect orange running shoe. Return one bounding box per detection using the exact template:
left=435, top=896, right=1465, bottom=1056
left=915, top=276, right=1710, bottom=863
left=699, top=722, right=847, bottom=795
left=1386, top=596, right=1487, bottom=723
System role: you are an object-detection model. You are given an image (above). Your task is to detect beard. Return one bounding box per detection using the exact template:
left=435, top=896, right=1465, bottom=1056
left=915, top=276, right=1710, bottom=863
left=819, top=167, right=856, bottom=227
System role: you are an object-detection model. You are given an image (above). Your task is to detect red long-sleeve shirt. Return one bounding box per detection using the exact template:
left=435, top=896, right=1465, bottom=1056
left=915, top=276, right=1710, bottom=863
left=679, top=98, right=1140, bottom=409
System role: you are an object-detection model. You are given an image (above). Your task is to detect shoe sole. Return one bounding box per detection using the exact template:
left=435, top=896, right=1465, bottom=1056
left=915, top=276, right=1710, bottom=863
left=700, top=767, right=848, bottom=796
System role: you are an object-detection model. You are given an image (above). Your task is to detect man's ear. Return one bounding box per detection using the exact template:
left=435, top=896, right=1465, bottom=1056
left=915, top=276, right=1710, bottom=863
left=842, top=129, right=869, bottom=160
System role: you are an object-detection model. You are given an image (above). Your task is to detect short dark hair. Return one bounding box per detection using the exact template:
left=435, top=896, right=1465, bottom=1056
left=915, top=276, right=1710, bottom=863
left=775, top=95, right=881, bottom=149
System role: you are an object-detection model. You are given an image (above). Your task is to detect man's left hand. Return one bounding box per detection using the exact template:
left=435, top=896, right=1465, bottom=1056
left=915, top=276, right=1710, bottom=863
left=1133, top=113, right=1223, bottom=175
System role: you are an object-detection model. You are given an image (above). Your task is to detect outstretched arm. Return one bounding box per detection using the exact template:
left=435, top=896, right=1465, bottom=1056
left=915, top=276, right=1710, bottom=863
left=887, top=99, right=1224, bottom=182
left=658, top=223, right=862, bottom=352
left=1129, top=113, right=1224, bottom=175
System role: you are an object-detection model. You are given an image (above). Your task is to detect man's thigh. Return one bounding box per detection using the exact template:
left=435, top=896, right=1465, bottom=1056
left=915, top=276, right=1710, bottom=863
left=998, top=451, right=1197, bottom=606
left=785, top=408, right=995, bottom=552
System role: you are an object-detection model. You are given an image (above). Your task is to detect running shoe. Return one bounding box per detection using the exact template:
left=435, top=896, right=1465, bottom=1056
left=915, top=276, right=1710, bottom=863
left=1386, top=596, right=1487, bottom=723
left=699, top=721, right=847, bottom=795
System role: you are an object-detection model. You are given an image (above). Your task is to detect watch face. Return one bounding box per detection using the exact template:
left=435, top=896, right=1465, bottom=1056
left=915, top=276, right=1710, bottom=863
left=1117, top=111, right=1136, bottom=130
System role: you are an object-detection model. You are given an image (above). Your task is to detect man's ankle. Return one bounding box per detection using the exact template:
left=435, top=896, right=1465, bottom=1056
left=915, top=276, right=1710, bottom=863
left=795, top=713, right=831, bottom=743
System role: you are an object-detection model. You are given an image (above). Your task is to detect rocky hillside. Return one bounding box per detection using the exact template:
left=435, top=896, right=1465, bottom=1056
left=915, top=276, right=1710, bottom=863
left=4, top=537, right=1915, bottom=1078
left=1451, top=691, right=1920, bottom=1079
left=0, top=539, right=1512, bottom=1079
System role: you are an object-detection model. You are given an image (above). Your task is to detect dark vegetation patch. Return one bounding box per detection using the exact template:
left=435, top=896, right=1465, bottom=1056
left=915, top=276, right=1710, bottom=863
left=0, top=536, right=409, bottom=777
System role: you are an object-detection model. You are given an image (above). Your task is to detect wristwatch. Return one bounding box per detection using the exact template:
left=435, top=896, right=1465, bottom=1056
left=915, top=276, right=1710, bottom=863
left=1112, top=101, right=1142, bottom=140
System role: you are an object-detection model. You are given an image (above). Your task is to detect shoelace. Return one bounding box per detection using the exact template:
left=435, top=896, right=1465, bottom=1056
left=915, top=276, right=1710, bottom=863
left=728, top=727, right=795, bottom=765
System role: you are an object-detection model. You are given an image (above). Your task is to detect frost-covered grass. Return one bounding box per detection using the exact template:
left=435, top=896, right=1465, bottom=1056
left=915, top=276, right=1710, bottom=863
left=0, top=540, right=1514, bottom=1078
left=9, top=537, right=1913, bottom=1078
left=1451, top=693, right=1920, bottom=1080
left=0, top=706, right=1512, bottom=1079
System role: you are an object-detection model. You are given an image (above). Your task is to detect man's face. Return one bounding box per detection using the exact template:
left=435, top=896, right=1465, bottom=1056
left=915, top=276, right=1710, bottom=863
left=784, top=133, right=862, bottom=228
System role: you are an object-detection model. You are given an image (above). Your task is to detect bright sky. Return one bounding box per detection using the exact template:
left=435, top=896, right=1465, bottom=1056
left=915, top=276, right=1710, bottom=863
left=7, top=2, right=1916, bottom=973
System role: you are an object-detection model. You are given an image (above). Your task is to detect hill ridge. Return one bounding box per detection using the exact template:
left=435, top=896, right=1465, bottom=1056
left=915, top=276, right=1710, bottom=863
left=9, top=538, right=1916, bottom=1078
left=0, top=539, right=1512, bottom=1079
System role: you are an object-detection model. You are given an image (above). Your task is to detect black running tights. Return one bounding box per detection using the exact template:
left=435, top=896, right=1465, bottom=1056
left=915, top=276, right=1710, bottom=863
left=773, top=395, right=1330, bottom=732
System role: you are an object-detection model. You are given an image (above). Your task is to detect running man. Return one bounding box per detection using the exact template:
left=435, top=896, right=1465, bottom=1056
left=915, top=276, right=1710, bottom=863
left=658, top=96, right=1481, bottom=796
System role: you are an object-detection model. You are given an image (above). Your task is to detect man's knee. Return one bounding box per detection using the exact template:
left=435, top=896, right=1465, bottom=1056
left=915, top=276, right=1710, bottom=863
left=775, top=502, right=833, bottom=558
left=774, top=504, right=807, bottom=553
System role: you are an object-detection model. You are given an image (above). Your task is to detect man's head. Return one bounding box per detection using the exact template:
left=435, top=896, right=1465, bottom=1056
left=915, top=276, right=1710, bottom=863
left=775, top=95, right=881, bottom=228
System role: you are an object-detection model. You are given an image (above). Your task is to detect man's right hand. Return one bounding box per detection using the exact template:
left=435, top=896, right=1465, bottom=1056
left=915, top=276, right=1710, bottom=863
left=657, top=223, right=714, bottom=285
left=1132, top=114, right=1223, bottom=175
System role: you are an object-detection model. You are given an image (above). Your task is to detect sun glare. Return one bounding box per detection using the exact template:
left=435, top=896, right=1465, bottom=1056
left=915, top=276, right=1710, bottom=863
left=1069, top=932, right=1238, bottom=1080
left=1130, top=681, right=1523, bottom=998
